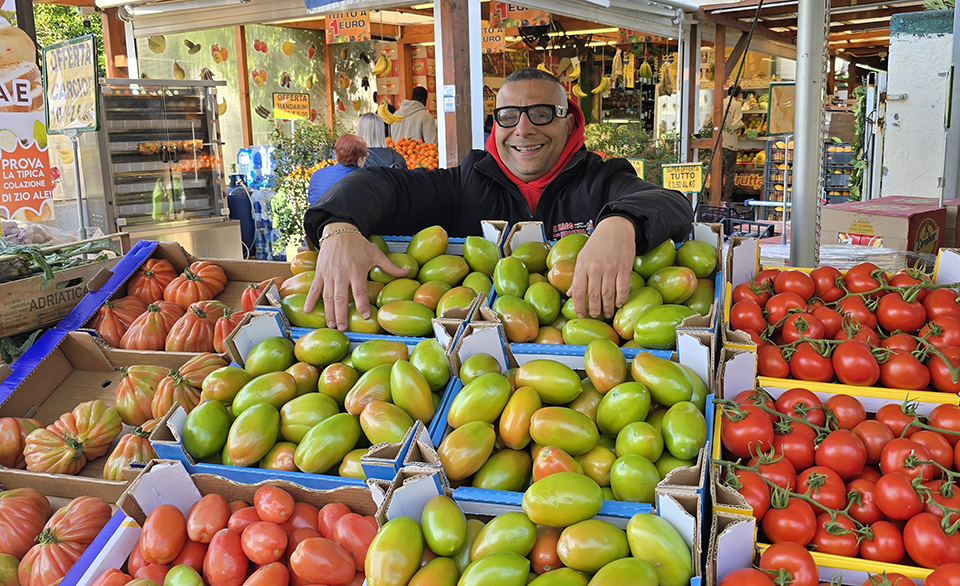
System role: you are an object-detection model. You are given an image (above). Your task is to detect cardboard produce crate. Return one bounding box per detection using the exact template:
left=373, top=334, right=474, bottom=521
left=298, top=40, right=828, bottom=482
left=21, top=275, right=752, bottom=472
left=0, top=233, right=128, bottom=338
left=821, top=199, right=946, bottom=253
left=59, top=459, right=378, bottom=586
left=0, top=331, right=199, bottom=482
left=880, top=195, right=960, bottom=248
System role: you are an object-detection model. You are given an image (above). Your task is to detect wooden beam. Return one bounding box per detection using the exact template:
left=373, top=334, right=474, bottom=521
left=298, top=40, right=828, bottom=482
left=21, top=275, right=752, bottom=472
left=686, top=24, right=700, bottom=163
left=101, top=8, right=128, bottom=78
left=324, top=40, right=335, bottom=129
left=830, top=21, right=890, bottom=34
left=712, top=24, right=724, bottom=207
left=723, top=33, right=749, bottom=82
left=694, top=9, right=794, bottom=44
left=829, top=38, right=890, bottom=50
left=235, top=26, right=253, bottom=147
left=396, top=40, right=412, bottom=103
left=439, top=0, right=473, bottom=165
left=772, top=6, right=919, bottom=30
left=32, top=0, right=95, bottom=5
left=829, top=30, right=892, bottom=42
left=400, top=32, right=434, bottom=45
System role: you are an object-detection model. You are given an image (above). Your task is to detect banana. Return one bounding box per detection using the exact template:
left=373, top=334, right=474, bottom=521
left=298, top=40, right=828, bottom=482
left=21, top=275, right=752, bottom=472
left=57, top=148, right=73, bottom=165
left=352, top=99, right=361, bottom=111
left=373, top=55, right=391, bottom=76
left=218, top=99, right=227, bottom=115
left=591, top=76, right=610, bottom=95
left=537, top=63, right=551, bottom=74
left=567, top=64, right=580, bottom=80
left=572, top=85, right=589, bottom=99
left=378, top=101, right=404, bottom=124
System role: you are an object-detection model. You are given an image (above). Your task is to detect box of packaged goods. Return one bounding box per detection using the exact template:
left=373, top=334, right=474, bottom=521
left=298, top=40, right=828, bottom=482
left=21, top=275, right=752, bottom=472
left=821, top=199, right=946, bottom=253
left=0, top=232, right=128, bottom=338
left=0, top=330, right=215, bottom=484
left=150, top=311, right=459, bottom=490
left=63, top=459, right=379, bottom=586
left=709, top=348, right=960, bottom=585
left=373, top=464, right=705, bottom=585
left=881, top=195, right=960, bottom=248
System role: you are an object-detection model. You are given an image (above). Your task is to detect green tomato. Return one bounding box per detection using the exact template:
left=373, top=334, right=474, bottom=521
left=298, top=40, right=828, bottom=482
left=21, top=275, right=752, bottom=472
left=182, top=399, right=231, bottom=460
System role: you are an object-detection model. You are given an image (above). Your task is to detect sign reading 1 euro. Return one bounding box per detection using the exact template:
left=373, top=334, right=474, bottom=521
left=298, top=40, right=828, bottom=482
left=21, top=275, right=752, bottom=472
left=325, top=11, right=370, bottom=44
left=273, top=93, right=310, bottom=120
left=661, top=163, right=703, bottom=194
left=43, top=34, right=99, bottom=134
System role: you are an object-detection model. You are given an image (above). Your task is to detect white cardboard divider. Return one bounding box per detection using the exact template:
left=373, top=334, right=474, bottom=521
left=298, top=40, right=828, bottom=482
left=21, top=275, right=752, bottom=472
left=935, top=248, right=960, bottom=284
left=503, top=221, right=548, bottom=255
left=225, top=312, right=287, bottom=366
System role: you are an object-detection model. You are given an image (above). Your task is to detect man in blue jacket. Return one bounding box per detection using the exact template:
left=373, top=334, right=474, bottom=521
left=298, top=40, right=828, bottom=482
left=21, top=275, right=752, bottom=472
left=304, top=68, right=693, bottom=331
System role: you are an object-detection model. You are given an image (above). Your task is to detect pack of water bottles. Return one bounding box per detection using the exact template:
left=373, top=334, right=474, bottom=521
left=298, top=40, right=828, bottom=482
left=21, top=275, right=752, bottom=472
left=236, top=146, right=286, bottom=261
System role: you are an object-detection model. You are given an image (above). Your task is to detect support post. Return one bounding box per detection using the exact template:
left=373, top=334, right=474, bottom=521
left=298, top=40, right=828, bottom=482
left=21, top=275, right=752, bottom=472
left=435, top=0, right=474, bottom=167
left=396, top=40, right=412, bottom=102
left=235, top=26, right=253, bottom=147
left=685, top=24, right=699, bottom=162
left=711, top=25, right=725, bottom=206
left=102, top=9, right=129, bottom=78
left=941, top=6, right=960, bottom=205
left=791, top=0, right=828, bottom=268
left=13, top=0, right=36, bottom=58
left=324, top=40, right=335, bottom=129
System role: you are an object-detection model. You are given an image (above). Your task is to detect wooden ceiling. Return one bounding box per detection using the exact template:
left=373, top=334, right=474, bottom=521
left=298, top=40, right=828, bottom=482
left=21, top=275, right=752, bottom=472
left=697, top=0, right=932, bottom=70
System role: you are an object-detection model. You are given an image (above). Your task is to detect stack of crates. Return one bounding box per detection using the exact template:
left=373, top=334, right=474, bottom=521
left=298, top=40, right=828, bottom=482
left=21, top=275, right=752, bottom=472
left=824, top=143, right=853, bottom=204
left=761, top=140, right=793, bottom=222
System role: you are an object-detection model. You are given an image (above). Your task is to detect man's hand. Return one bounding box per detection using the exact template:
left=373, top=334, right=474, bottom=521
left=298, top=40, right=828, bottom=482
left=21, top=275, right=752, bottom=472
left=303, top=222, right=408, bottom=331
left=567, top=216, right=636, bottom=320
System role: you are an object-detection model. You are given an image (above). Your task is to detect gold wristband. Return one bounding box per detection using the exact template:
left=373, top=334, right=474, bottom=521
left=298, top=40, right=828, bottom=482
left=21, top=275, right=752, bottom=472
left=319, top=228, right=361, bottom=247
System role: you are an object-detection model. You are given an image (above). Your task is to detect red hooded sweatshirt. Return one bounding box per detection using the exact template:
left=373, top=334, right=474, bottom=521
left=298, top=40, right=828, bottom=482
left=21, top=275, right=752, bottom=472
left=485, top=99, right=586, bottom=213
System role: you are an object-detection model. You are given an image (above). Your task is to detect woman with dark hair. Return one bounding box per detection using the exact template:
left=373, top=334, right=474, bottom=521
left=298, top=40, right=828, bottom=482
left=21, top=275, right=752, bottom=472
left=307, top=134, right=367, bottom=207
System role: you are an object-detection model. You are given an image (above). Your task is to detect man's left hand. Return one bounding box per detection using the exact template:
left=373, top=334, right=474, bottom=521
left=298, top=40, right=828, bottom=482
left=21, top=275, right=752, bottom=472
left=567, top=216, right=636, bottom=320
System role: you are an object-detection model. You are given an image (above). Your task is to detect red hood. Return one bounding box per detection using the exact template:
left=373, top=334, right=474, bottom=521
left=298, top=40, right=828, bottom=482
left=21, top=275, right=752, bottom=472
left=484, top=98, right=586, bottom=195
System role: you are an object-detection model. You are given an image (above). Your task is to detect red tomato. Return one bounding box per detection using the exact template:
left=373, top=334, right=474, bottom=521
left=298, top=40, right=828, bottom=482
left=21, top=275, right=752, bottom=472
left=835, top=324, right=881, bottom=346
left=254, top=486, right=295, bottom=525
left=317, top=503, right=352, bottom=539
left=789, top=343, right=834, bottom=383
left=775, top=388, right=825, bottom=427
left=875, top=403, right=919, bottom=438
left=880, top=333, right=918, bottom=353
left=332, top=513, right=378, bottom=572
left=730, top=300, right=768, bottom=333
left=774, top=271, right=816, bottom=300
left=228, top=501, right=249, bottom=514
left=128, top=538, right=148, bottom=577
left=529, top=526, right=563, bottom=575
left=286, top=527, right=321, bottom=561
left=134, top=564, right=168, bottom=584
left=874, top=473, right=924, bottom=520
left=853, top=420, right=895, bottom=465
left=758, top=345, right=791, bottom=378
left=796, top=466, right=846, bottom=510
left=187, top=494, right=229, bottom=544
left=761, top=498, right=816, bottom=546
left=754, top=269, right=782, bottom=290
left=879, top=349, right=931, bottom=391
left=749, top=454, right=797, bottom=491
left=928, top=345, right=960, bottom=393
left=140, top=504, right=187, bottom=565
left=773, top=422, right=817, bottom=472
left=923, top=288, right=960, bottom=321
left=733, top=389, right=777, bottom=424
left=718, top=568, right=775, bottom=586
left=765, top=292, right=807, bottom=327
left=810, top=266, right=844, bottom=302
left=171, top=540, right=207, bottom=573
left=204, top=529, right=247, bottom=586
left=824, top=394, right=865, bottom=430
left=858, top=520, right=905, bottom=564
left=843, top=262, right=885, bottom=299
left=740, top=328, right=766, bottom=347
left=91, top=569, right=133, bottom=586
left=861, top=574, right=912, bottom=586
left=241, top=521, right=288, bottom=565
left=758, top=541, right=818, bottom=586
left=876, top=292, right=927, bottom=334
left=837, top=296, right=879, bottom=330
left=809, top=512, right=858, bottom=557
left=289, top=537, right=356, bottom=586
left=925, top=563, right=960, bottom=586
left=832, top=339, right=880, bottom=387
left=923, top=480, right=960, bottom=524
left=811, top=306, right=843, bottom=339
left=244, top=562, right=290, bottom=586
left=721, top=404, right=774, bottom=459
left=920, top=316, right=960, bottom=349
left=781, top=313, right=825, bottom=344
left=846, top=478, right=884, bottom=525
left=227, top=506, right=261, bottom=535
left=930, top=403, right=960, bottom=446
left=815, top=429, right=867, bottom=480
left=888, top=269, right=931, bottom=302
left=903, top=512, right=960, bottom=569
left=880, top=438, right=934, bottom=481
left=911, top=430, right=953, bottom=469
left=726, top=468, right=770, bottom=521
left=732, top=282, right=770, bottom=306
left=281, top=502, right=321, bottom=534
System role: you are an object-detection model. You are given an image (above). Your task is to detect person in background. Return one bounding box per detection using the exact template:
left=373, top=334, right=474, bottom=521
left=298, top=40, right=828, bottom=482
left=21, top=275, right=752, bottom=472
left=390, top=86, right=438, bottom=144
left=704, top=85, right=744, bottom=203
left=357, top=113, right=406, bottom=169
left=483, top=114, right=494, bottom=143
left=307, top=134, right=367, bottom=207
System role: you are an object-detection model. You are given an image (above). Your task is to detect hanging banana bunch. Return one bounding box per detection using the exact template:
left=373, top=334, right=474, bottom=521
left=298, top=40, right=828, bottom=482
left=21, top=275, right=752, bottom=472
left=639, top=59, right=653, bottom=81
left=566, top=60, right=580, bottom=81
left=572, top=85, right=589, bottom=99
left=372, top=54, right=392, bottom=76
left=537, top=62, right=552, bottom=75
left=591, top=76, right=610, bottom=95
left=377, top=101, right=403, bottom=124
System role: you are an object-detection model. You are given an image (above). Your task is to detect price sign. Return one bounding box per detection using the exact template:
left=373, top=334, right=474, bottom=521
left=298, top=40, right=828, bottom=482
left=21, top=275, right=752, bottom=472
left=661, top=163, right=703, bottom=193
left=627, top=158, right=645, bottom=180
left=273, top=93, right=310, bottom=120
left=325, top=11, right=370, bottom=44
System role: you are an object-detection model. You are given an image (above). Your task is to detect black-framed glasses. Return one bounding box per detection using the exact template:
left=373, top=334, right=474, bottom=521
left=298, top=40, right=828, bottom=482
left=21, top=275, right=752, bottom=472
left=493, top=104, right=568, bottom=128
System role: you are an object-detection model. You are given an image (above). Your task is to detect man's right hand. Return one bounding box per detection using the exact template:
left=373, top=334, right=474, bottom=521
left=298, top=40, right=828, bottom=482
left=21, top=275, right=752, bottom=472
left=303, top=222, right=409, bottom=331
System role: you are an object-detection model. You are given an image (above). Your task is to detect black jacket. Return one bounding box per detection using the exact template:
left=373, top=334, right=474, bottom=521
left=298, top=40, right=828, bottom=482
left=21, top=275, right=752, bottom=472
left=304, top=148, right=694, bottom=254
left=364, top=147, right=407, bottom=169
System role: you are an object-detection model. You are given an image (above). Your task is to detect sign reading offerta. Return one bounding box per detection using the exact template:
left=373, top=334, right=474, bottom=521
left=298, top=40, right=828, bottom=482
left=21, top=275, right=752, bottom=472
left=43, top=34, right=99, bottom=134
left=273, top=93, right=310, bottom=120
left=0, top=7, right=54, bottom=220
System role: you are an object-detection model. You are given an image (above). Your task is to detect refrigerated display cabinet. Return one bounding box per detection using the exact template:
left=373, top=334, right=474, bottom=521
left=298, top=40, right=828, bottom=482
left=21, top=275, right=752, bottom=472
left=93, top=78, right=242, bottom=258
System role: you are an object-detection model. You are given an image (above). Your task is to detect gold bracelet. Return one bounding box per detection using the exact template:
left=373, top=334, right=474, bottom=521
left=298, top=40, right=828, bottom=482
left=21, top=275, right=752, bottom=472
left=319, top=228, right=362, bottom=247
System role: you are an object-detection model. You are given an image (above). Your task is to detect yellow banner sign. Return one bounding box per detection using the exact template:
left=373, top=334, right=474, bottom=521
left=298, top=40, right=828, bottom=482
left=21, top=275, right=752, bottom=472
left=482, top=27, right=506, bottom=54
left=662, top=163, right=703, bottom=193
left=43, top=35, right=98, bottom=134
left=627, top=158, right=645, bottom=180
left=325, top=11, right=371, bottom=44
left=273, top=93, right=310, bottom=120
left=489, top=3, right=550, bottom=29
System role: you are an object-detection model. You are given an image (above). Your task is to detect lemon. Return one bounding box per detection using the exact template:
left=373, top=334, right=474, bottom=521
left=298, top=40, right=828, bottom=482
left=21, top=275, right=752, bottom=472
left=0, top=130, right=17, bottom=151
left=33, top=121, right=47, bottom=149
left=282, top=41, right=294, bottom=56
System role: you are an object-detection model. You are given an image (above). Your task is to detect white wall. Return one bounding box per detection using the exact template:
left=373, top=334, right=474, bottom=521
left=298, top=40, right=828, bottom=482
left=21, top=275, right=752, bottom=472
left=882, top=24, right=953, bottom=197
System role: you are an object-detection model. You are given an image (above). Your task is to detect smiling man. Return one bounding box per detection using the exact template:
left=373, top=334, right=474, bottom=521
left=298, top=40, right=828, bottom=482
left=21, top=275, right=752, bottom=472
left=303, top=68, right=693, bottom=331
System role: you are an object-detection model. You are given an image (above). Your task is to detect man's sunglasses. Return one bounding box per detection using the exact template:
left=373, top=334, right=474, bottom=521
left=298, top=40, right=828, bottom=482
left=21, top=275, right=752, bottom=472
left=493, top=104, right=568, bottom=128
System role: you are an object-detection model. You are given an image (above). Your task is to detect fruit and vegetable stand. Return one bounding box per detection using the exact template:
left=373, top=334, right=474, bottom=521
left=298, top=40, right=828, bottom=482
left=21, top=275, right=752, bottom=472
left=2, top=217, right=960, bottom=586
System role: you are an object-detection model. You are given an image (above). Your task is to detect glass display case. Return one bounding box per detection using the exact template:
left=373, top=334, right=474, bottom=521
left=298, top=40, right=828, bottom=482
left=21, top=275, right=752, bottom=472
left=93, top=79, right=241, bottom=258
